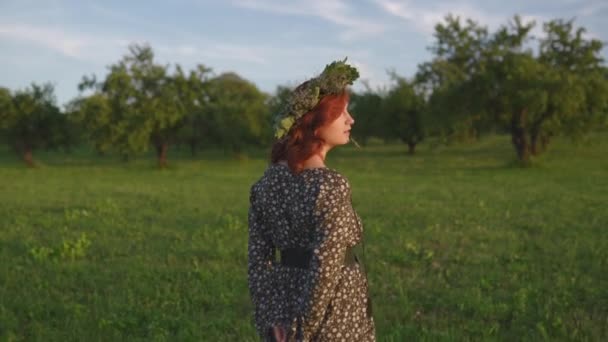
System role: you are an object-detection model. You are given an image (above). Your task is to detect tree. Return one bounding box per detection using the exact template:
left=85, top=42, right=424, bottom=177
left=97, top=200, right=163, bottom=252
left=349, top=81, right=385, bottom=145
left=483, top=16, right=608, bottom=163
left=65, top=93, right=113, bottom=155
left=383, top=75, right=426, bottom=154
left=535, top=18, right=608, bottom=152
left=0, top=87, right=14, bottom=130
left=420, top=14, right=608, bottom=164
left=415, top=15, right=490, bottom=142
left=205, top=72, right=270, bottom=154
left=0, top=83, right=74, bottom=167
left=174, top=65, right=213, bottom=156
left=76, top=44, right=191, bottom=167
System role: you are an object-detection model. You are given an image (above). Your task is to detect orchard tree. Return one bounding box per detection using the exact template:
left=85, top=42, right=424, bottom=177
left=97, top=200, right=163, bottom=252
left=534, top=18, right=608, bottom=152
left=483, top=16, right=608, bottom=163
left=77, top=43, right=190, bottom=167
left=0, top=87, right=14, bottom=132
left=420, top=14, right=608, bottom=163
left=174, top=65, right=213, bottom=156
left=383, top=75, right=425, bottom=154
left=66, top=93, right=112, bottom=155
left=416, top=15, right=489, bottom=142
left=349, top=81, right=385, bottom=145
left=205, top=72, right=270, bottom=154
left=0, top=83, right=74, bottom=167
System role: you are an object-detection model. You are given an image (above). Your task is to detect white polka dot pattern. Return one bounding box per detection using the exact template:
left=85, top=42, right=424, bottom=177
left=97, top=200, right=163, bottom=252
left=248, top=164, right=375, bottom=341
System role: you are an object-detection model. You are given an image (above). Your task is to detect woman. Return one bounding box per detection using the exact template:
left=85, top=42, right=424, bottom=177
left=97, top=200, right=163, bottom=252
left=248, top=59, right=375, bottom=341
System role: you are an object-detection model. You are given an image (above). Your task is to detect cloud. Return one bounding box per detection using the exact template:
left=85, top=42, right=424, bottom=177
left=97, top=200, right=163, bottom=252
left=230, top=0, right=310, bottom=16
left=0, top=23, right=139, bottom=65
left=0, top=22, right=276, bottom=68
left=0, top=24, right=91, bottom=59
left=155, top=42, right=269, bottom=65
left=577, top=0, right=608, bottom=16
left=374, top=0, right=495, bottom=34
left=230, top=0, right=387, bottom=41
left=347, top=59, right=391, bottom=92
left=373, top=0, right=547, bottom=38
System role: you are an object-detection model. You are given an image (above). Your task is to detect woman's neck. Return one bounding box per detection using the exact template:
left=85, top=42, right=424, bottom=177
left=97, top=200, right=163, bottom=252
left=302, top=153, right=325, bottom=169
left=303, top=143, right=332, bottom=169
left=278, top=145, right=332, bottom=170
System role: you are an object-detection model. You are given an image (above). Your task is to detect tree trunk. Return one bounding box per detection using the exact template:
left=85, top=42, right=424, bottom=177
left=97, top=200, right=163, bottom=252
left=511, top=109, right=531, bottom=165
left=189, top=140, right=197, bottom=157
left=530, top=108, right=553, bottom=156
left=531, top=129, right=541, bottom=156
left=540, top=135, right=551, bottom=153
left=23, top=148, right=35, bottom=167
left=156, top=142, right=169, bottom=168
left=95, top=144, right=106, bottom=156
left=531, top=131, right=552, bottom=156
left=407, top=141, right=416, bottom=155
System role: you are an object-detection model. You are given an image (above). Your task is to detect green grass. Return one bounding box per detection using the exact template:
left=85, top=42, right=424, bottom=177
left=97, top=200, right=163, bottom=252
left=0, top=134, right=606, bottom=341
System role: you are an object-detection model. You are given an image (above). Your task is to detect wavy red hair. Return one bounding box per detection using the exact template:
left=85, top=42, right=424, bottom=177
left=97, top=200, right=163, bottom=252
left=271, top=91, right=349, bottom=174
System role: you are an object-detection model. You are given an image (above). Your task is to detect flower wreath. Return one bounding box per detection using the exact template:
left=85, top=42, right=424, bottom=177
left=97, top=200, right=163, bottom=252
left=273, top=58, right=359, bottom=139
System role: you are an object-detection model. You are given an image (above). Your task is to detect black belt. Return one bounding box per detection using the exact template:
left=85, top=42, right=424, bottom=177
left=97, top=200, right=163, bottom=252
left=278, top=243, right=363, bottom=269
left=277, top=243, right=372, bottom=319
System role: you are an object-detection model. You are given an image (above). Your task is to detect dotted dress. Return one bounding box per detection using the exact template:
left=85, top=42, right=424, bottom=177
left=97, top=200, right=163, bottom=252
left=248, top=163, right=375, bottom=341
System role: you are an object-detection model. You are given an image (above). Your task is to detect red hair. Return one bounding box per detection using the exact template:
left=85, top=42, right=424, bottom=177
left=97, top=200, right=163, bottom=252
left=271, top=91, right=349, bottom=174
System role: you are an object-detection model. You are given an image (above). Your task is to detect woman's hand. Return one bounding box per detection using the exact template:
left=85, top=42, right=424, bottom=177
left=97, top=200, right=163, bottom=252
left=272, top=325, right=287, bottom=342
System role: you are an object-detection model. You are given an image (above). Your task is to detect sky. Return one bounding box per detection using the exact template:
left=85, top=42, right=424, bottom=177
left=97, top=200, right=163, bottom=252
left=1, top=0, right=607, bottom=107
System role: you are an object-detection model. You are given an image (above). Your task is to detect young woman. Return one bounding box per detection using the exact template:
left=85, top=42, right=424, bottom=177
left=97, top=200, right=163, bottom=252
left=248, top=60, right=375, bottom=341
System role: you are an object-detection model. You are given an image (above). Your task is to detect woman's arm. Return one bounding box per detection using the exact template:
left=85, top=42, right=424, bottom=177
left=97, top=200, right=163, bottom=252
left=247, top=198, right=277, bottom=336
left=300, top=174, right=351, bottom=339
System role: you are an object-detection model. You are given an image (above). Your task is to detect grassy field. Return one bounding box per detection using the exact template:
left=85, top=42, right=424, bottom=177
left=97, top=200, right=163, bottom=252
left=0, top=134, right=606, bottom=341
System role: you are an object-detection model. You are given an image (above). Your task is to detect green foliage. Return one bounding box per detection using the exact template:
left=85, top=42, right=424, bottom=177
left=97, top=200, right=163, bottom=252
left=383, top=75, right=426, bottom=153
left=205, top=72, right=270, bottom=153
left=418, top=14, right=608, bottom=162
left=174, top=64, right=214, bottom=156
left=29, top=233, right=91, bottom=262
left=75, top=44, right=193, bottom=165
left=0, top=87, right=14, bottom=130
left=0, top=83, right=77, bottom=166
left=273, top=58, right=359, bottom=138
left=73, top=44, right=271, bottom=162
left=349, top=84, right=385, bottom=145
left=66, top=94, right=113, bottom=154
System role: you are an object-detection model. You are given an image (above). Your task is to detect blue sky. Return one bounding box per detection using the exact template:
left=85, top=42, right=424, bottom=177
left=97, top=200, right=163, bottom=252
left=1, top=0, right=607, bottom=106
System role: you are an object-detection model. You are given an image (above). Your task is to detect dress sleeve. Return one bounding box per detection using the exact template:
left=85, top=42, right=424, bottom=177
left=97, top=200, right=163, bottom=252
left=247, top=189, right=277, bottom=336
left=301, top=174, right=351, bottom=339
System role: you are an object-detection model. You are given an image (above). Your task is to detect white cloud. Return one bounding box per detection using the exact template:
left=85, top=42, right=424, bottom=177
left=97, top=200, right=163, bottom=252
left=0, top=22, right=276, bottom=68
left=578, top=0, right=608, bottom=16
left=348, top=59, right=391, bottom=92
left=0, top=24, right=91, bottom=59
left=230, top=0, right=310, bottom=16
left=0, top=23, right=139, bottom=64
left=155, top=42, right=269, bottom=65
left=373, top=0, right=547, bottom=38
left=231, top=0, right=387, bottom=40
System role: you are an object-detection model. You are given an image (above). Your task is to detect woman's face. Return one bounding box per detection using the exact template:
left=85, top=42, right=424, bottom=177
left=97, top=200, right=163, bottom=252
left=316, top=103, right=355, bottom=148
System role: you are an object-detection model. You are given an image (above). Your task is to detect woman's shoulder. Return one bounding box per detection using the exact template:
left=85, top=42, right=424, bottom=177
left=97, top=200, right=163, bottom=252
left=305, top=168, right=351, bottom=207
left=250, top=163, right=351, bottom=199
left=269, top=163, right=350, bottom=186
left=315, top=167, right=350, bottom=189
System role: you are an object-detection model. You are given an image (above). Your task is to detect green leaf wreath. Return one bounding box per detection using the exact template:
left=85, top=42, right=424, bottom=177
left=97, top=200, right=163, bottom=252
left=273, top=58, right=360, bottom=139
